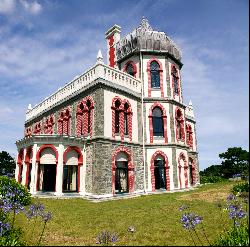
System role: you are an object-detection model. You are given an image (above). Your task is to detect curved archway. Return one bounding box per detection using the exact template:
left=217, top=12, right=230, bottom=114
left=25, top=146, right=32, bottom=189
left=111, top=147, right=134, bottom=195
left=63, top=146, right=83, bottom=192
left=36, top=144, right=58, bottom=192
left=17, top=149, right=24, bottom=183
left=124, top=61, right=137, bottom=77
left=150, top=150, right=170, bottom=191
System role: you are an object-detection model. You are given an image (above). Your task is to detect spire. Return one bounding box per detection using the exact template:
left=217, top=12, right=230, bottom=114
left=189, top=100, right=193, bottom=107
left=96, top=49, right=103, bottom=64
left=138, top=16, right=153, bottom=32
left=28, top=104, right=32, bottom=110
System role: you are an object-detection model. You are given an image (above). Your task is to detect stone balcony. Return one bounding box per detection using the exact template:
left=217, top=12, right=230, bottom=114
left=25, top=62, right=142, bottom=122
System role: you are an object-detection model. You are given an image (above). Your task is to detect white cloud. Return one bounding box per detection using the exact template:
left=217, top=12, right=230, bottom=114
left=20, top=0, right=42, bottom=14
left=0, top=0, right=15, bottom=14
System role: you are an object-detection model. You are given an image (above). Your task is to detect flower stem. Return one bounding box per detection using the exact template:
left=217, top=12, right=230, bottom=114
left=193, top=228, right=203, bottom=246
left=189, top=230, right=197, bottom=246
left=201, top=223, right=211, bottom=245
left=37, top=222, right=47, bottom=246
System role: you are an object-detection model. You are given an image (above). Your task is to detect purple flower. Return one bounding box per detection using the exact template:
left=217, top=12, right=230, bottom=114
left=96, top=230, right=118, bottom=244
left=180, top=213, right=203, bottom=230
left=227, top=194, right=235, bottom=201
left=41, top=211, right=52, bottom=223
left=25, top=203, right=45, bottom=219
left=0, top=221, right=10, bottom=237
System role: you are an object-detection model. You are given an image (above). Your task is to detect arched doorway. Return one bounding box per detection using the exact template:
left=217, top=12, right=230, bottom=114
left=154, top=155, right=166, bottom=190
left=37, top=147, right=57, bottom=192
left=115, top=152, right=129, bottom=194
left=63, top=149, right=79, bottom=192
left=189, top=158, right=194, bottom=186
left=25, top=147, right=32, bottom=190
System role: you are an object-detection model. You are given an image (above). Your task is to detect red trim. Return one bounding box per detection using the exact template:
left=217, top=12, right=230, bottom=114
left=76, top=96, right=94, bottom=138
left=58, top=107, right=71, bottom=135
left=36, top=144, right=58, bottom=163
left=186, top=124, right=193, bottom=150
left=33, top=122, right=41, bottom=135
left=108, top=35, right=115, bottom=67
left=44, top=115, right=55, bottom=134
left=150, top=150, right=170, bottom=191
left=25, top=146, right=32, bottom=187
left=148, top=103, right=168, bottom=144
left=171, top=64, right=181, bottom=101
left=111, top=97, right=123, bottom=139
left=147, top=57, right=164, bottom=97
left=178, top=152, right=188, bottom=189
left=189, top=157, right=196, bottom=185
left=25, top=126, right=33, bottom=137
left=111, top=147, right=134, bottom=195
left=123, top=61, right=137, bottom=77
left=175, top=107, right=185, bottom=142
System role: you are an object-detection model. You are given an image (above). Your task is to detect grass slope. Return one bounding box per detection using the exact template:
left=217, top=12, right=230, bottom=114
left=17, top=182, right=237, bottom=246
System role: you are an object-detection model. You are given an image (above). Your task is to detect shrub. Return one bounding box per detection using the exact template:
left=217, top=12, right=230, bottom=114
left=0, top=176, right=31, bottom=206
left=232, top=182, right=249, bottom=195
left=213, top=223, right=249, bottom=246
left=0, top=228, right=26, bottom=246
left=200, top=175, right=226, bottom=184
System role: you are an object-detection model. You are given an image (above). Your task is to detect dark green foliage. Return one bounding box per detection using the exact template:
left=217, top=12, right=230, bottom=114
left=0, top=176, right=31, bottom=206
left=200, top=165, right=223, bottom=177
left=0, top=228, right=26, bottom=246
left=0, top=151, right=16, bottom=176
left=200, top=175, right=227, bottom=184
left=219, top=147, right=249, bottom=179
left=232, top=182, right=249, bottom=194
left=213, top=223, right=249, bottom=246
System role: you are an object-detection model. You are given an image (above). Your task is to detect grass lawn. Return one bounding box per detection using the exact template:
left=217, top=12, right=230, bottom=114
left=16, top=182, right=239, bottom=246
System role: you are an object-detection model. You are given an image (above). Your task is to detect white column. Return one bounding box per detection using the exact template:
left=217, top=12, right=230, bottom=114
left=15, top=152, right=19, bottom=182
left=30, top=144, right=38, bottom=194
left=79, top=149, right=86, bottom=196
left=54, top=144, right=64, bottom=196
left=21, top=148, right=27, bottom=186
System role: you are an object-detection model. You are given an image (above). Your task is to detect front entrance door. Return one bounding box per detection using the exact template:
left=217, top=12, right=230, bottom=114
left=154, top=159, right=166, bottom=189
left=43, top=164, right=56, bottom=192
left=63, top=165, right=78, bottom=192
left=115, top=161, right=128, bottom=194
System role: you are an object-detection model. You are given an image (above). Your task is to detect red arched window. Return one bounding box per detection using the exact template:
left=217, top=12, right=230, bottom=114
left=76, top=97, right=94, bottom=137
left=175, top=108, right=185, bottom=142
left=124, top=61, right=137, bottom=77
left=58, top=108, right=71, bottom=135
left=33, top=122, right=41, bottom=135
left=44, top=115, right=54, bottom=134
left=186, top=124, right=193, bottom=149
left=112, top=97, right=133, bottom=141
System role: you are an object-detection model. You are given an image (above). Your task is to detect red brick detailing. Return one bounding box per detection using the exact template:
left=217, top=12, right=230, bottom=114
left=175, top=107, right=185, bottom=142
left=108, top=35, right=115, bottom=67
left=150, top=150, right=170, bottom=191
left=44, top=115, right=55, bottom=134
left=33, top=122, right=41, bottom=135
left=111, top=147, right=134, bottom=195
left=58, top=107, right=71, bottom=135
left=123, top=61, right=137, bottom=77
left=76, top=96, right=94, bottom=138
left=148, top=103, right=168, bottom=143
left=186, top=124, right=193, bottom=150
left=147, top=57, right=164, bottom=97
left=25, top=146, right=32, bottom=187
left=178, top=152, right=188, bottom=189
left=171, top=64, right=181, bottom=101
left=120, top=109, right=124, bottom=141
left=25, top=126, right=32, bottom=137
left=17, top=149, right=24, bottom=183
left=63, top=146, right=83, bottom=192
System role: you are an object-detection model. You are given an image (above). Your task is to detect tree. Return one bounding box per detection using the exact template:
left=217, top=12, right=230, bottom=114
left=200, top=164, right=223, bottom=177
left=0, top=151, right=16, bottom=176
left=219, top=147, right=249, bottom=178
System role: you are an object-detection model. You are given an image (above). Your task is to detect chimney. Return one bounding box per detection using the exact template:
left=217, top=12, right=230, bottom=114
left=105, top=24, right=121, bottom=68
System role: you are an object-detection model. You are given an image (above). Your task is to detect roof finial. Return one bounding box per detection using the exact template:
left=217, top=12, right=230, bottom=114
left=138, top=16, right=153, bottom=32
left=189, top=100, right=193, bottom=107
left=96, top=49, right=103, bottom=64
left=28, top=104, right=32, bottom=110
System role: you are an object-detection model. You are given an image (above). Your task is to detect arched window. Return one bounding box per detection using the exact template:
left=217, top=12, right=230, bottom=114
left=58, top=109, right=71, bottom=135
left=126, top=63, right=136, bottom=77
left=152, top=107, right=164, bottom=137
left=186, top=124, right=193, bottom=149
left=172, top=66, right=179, bottom=95
left=86, top=100, right=92, bottom=134
left=176, top=109, right=184, bottom=141
left=150, top=61, right=160, bottom=88
left=189, top=158, right=194, bottom=186
left=114, top=100, right=121, bottom=134
left=124, top=103, right=129, bottom=135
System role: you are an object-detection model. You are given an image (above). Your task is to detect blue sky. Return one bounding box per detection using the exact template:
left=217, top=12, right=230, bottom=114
left=0, top=0, right=249, bottom=171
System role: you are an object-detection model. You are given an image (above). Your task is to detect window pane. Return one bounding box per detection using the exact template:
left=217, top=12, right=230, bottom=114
left=115, top=110, right=119, bottom=133
left=126, top=64, right=135, bottom=76
left=153, top=116, right=164, bottom=136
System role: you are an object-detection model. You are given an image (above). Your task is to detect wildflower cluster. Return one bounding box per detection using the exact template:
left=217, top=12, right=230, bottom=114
left=226, top=194, right=248, bottom=227
left=181, top=213, right=203, bottom=230
left=96, top=230, right=118, bottom=245
left=25, top=202, right=52, bottom=223
left=0, top=221, right=10, bottom=237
